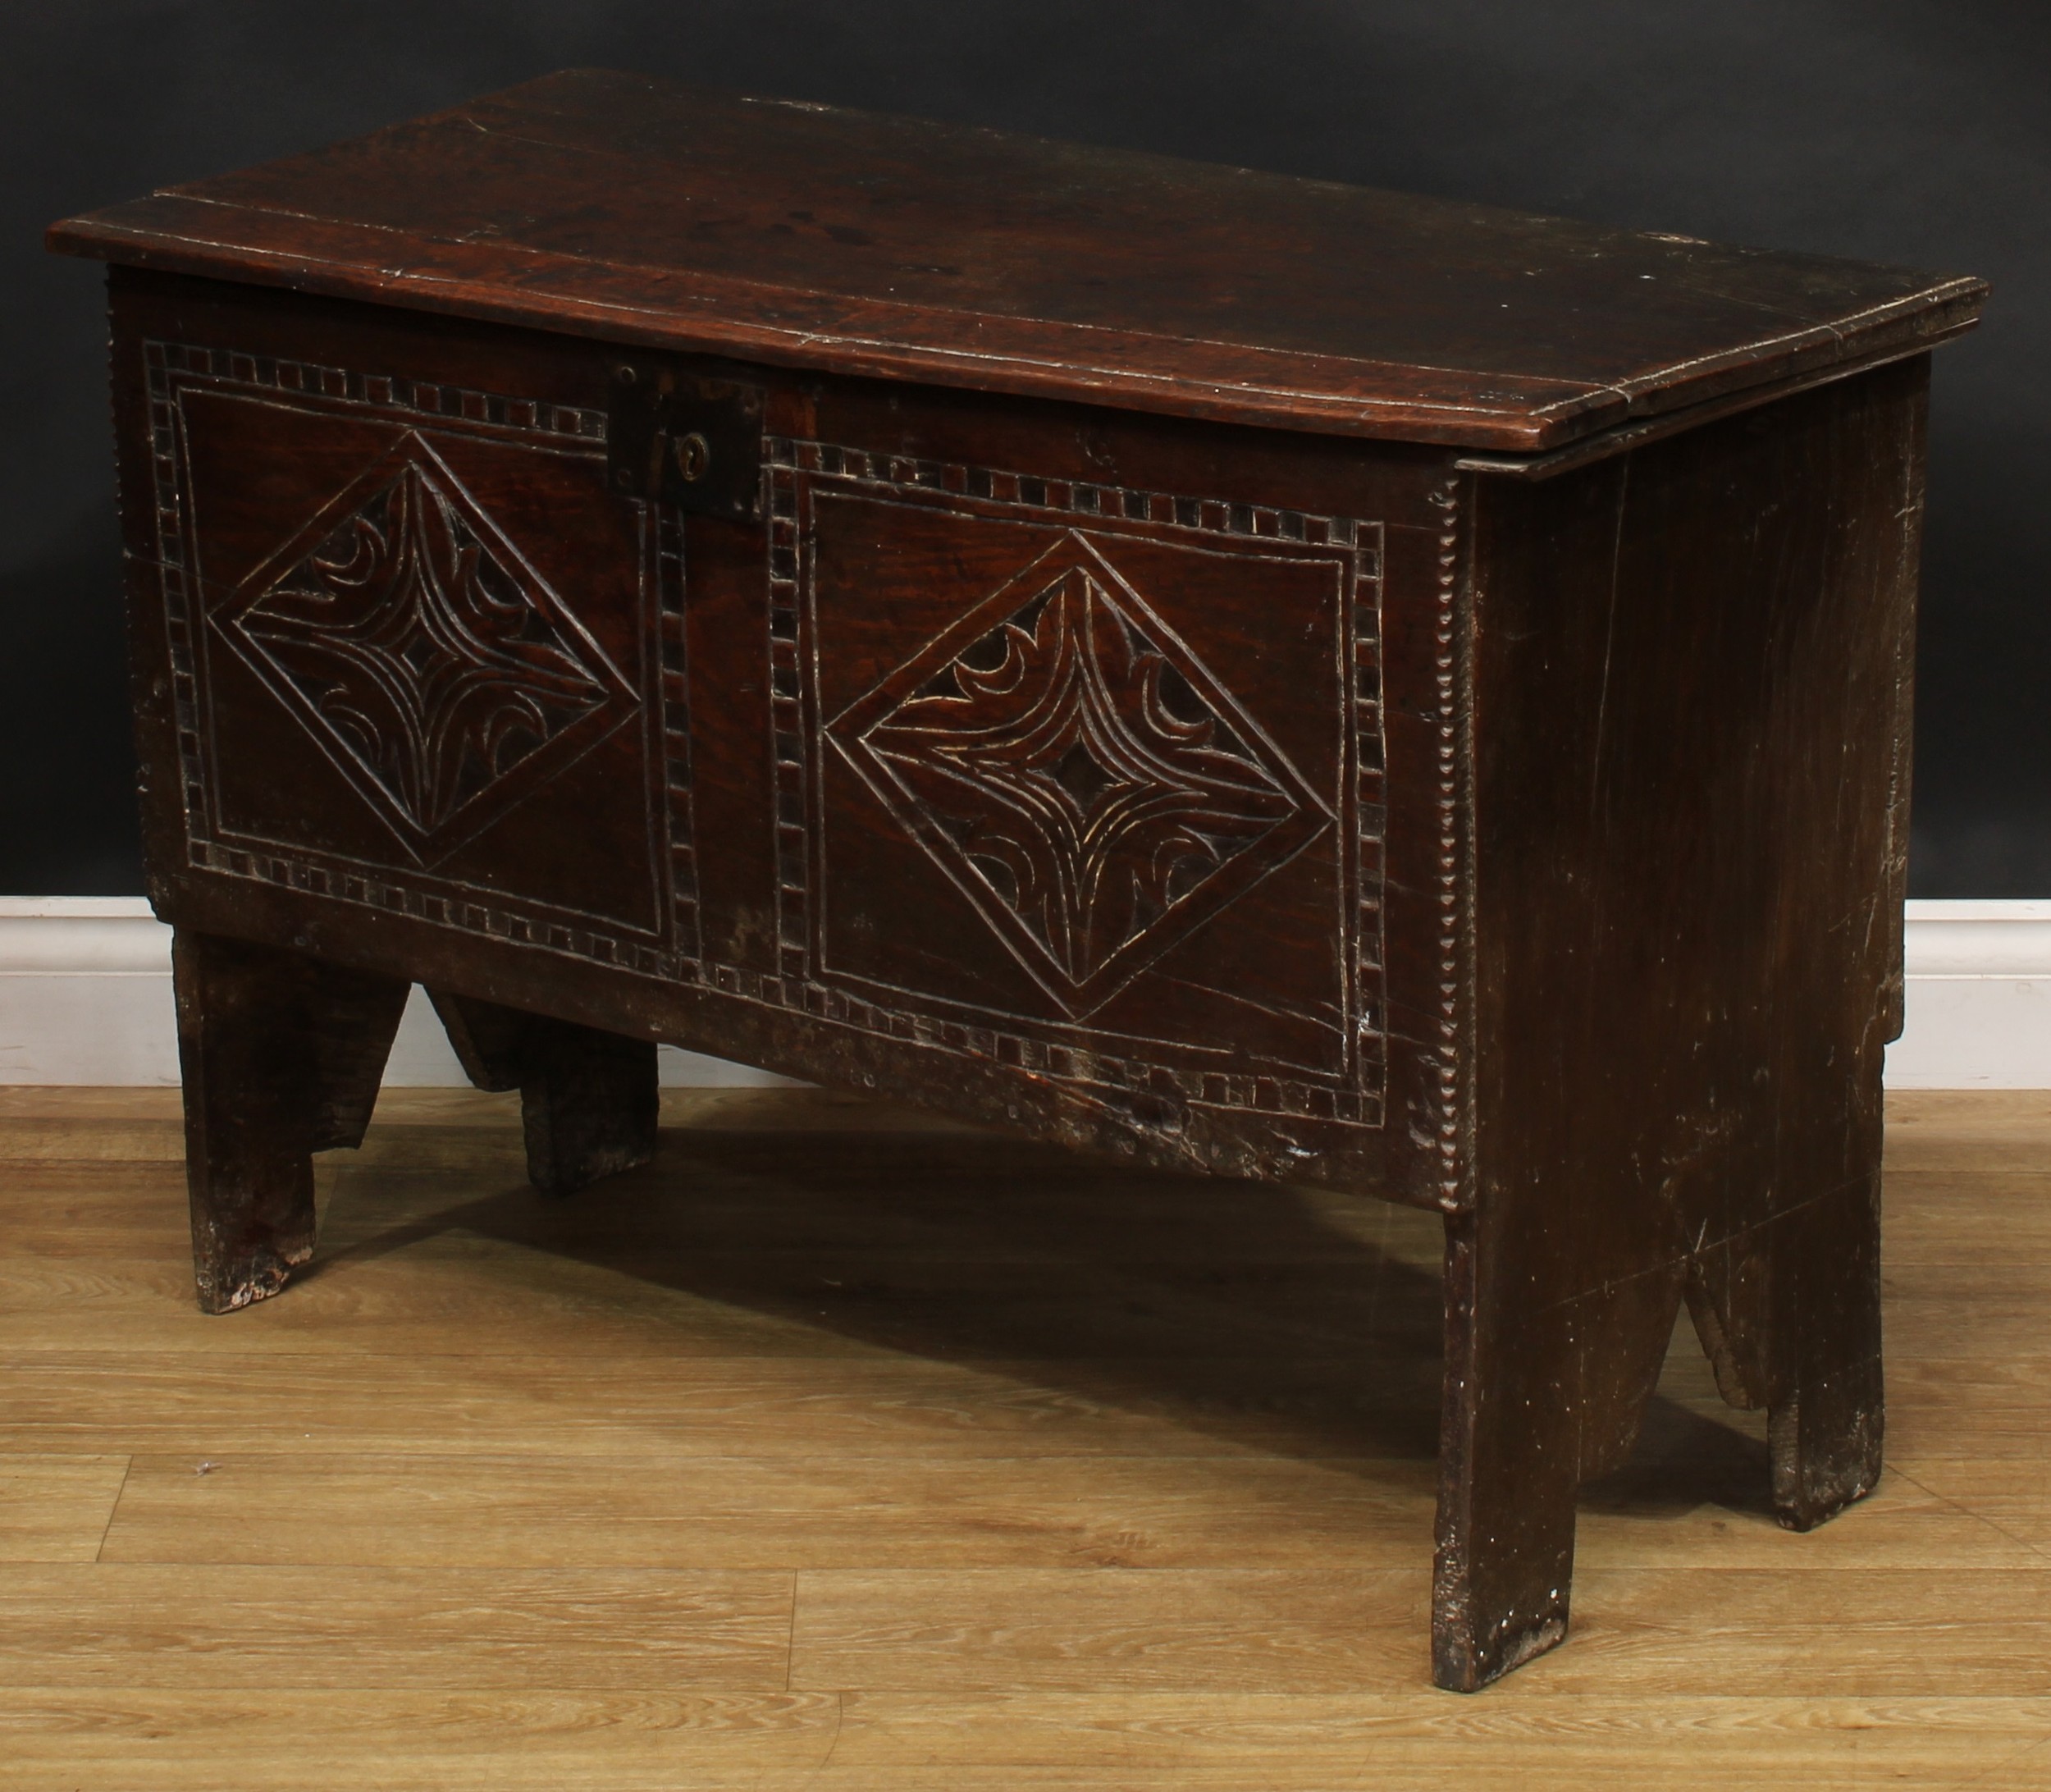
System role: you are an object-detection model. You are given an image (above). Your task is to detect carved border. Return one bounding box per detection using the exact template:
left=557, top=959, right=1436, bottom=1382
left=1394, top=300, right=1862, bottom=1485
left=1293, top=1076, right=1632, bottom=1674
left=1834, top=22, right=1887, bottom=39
left=1428, top=473, right=1470, bottom=1205
left=751, top=436, right=1388, bottom=1127
left=140, top=341, right=1403, bottom=1131
left=652, top=501, right=705, bottom=965
left=142, top=339, right=700, bottom=975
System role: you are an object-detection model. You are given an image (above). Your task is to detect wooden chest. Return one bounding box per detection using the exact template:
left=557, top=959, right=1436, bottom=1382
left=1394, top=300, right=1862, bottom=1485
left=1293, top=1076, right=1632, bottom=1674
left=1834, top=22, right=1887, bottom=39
left=49, top=70, right=1985, bottom=1689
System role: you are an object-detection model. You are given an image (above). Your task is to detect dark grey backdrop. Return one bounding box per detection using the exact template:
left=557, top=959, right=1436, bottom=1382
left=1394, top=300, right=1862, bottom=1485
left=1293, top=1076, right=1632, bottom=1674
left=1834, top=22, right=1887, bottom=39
left=7, top=0, right=2044, bottom=894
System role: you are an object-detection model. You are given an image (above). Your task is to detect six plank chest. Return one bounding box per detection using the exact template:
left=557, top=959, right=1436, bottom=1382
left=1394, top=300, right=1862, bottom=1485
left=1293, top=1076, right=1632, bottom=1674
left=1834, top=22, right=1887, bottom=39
left=48, top=70, right=1985, bottom=1688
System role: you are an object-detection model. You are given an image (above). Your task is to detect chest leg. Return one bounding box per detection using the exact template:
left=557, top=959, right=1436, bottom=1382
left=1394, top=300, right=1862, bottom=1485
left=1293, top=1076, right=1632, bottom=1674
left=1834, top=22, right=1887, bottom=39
left=172, top=930, right=409, bottom=1313
left=429, top=990, right=659, bottom=1197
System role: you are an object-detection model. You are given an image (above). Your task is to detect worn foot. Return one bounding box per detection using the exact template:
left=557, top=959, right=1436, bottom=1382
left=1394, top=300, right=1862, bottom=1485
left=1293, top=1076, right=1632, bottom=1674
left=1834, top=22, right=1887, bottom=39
left=174, top=930, right=409, bottom=1314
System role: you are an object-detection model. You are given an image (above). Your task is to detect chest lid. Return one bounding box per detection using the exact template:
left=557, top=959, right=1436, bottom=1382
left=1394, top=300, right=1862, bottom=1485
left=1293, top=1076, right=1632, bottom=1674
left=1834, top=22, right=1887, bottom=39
left=50, top=69, right=1983, bottom=453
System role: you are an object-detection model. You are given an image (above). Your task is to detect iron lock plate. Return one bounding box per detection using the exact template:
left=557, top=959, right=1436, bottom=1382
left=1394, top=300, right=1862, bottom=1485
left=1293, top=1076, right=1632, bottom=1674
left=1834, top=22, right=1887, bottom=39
left=606, top=363, right=765, bottom=522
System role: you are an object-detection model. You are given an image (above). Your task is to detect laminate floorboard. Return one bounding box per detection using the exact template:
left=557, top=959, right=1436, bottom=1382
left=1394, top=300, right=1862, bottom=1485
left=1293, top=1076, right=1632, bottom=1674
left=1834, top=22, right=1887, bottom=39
left=0, top=1086, right=2045, bottom=1788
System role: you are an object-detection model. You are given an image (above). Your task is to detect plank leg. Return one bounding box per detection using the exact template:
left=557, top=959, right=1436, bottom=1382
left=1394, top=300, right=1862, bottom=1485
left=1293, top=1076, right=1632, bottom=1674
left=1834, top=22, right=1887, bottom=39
left=172, top=929, right=409, bottom=1314
left=428, top=990, right=658, bottom=1195
left=1685, top=1171, right=1884, bottom=1533
left=1432, top=1206, right=1683, bottom=1692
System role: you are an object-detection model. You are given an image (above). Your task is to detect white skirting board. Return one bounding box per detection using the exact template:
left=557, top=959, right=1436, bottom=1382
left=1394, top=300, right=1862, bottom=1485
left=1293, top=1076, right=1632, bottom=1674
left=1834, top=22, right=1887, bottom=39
left=0, top=898, right=795, bottom=1090
left=2, top=897, right=2048, bottom=1089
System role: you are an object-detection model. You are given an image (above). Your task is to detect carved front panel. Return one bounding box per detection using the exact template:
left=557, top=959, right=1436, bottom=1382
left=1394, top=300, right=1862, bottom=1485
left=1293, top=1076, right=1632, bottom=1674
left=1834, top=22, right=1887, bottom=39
left=750, top=441, right=1386, bottom=1126
left=139, top=323, right=1392, bottom=1138
left=144, top=341, right=690, bottom=971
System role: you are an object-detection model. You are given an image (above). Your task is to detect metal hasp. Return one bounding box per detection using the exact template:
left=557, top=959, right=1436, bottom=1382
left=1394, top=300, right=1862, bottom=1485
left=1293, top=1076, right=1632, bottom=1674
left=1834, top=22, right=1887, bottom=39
left=606, top=363, right=765, bottom=521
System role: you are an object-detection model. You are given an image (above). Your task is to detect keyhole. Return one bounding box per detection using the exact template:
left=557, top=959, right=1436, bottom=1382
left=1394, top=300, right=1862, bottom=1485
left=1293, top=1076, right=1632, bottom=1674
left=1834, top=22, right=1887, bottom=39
left=673, top=432, right=712, bottom=483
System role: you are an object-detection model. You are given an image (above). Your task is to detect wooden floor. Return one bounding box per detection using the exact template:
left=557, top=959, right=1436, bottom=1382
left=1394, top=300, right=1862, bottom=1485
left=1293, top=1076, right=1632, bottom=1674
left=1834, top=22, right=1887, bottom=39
left=1, top=1086, right=2047, bottom=1789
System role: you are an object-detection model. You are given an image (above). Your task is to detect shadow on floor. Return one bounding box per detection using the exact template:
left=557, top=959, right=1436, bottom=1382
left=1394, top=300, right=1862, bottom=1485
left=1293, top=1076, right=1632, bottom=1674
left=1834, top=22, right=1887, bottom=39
left=311, top=1100, right=1772, bottom=1513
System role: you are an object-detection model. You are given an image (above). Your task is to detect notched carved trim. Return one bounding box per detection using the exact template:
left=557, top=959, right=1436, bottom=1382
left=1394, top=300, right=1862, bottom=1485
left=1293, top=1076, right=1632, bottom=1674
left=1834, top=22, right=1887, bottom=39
left=1427, top=473, right=1472, bottom=1205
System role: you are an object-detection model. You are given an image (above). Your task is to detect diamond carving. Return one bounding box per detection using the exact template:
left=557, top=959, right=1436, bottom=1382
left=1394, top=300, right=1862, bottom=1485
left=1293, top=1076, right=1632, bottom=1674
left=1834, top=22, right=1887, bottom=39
left=829, top=531, right=1332, bottom=1016
left=212, top=432, right=637, bottom=863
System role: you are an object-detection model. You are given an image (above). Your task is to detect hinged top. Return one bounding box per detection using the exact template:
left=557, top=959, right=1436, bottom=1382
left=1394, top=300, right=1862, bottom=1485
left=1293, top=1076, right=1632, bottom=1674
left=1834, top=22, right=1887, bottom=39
left=50, top=69, right=1985, bottom=452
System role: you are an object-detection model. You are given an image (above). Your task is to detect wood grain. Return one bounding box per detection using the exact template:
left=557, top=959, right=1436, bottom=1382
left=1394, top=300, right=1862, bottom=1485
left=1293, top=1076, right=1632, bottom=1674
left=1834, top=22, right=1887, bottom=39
left=45, top=71, right=1985, bottom=452
left=786, top=1564, right=2051, bottom=1698
left=0, top=1456, right=130, bottom=1563
left=0, top=1565, right=792, bottom=1689
left=0, top=1692, right=2046, bottom=1792
left=93, top=1452, right=1435, bottom=1571
left=0, top=1087, right=2046, bottom=1784
left=1, top=1702, right=2046, bottom=1792
left=54, top=66, right=1985, bottom=1685
left=1883, top=1091, right=2051, bottom=1172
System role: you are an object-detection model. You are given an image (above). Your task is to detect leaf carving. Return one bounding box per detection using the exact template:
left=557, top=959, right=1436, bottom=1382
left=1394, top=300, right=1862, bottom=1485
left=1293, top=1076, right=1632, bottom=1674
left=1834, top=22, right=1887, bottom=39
left=216, top=435, right=635, bottom=862
left=833, top=533, right=1331, bottom=1015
